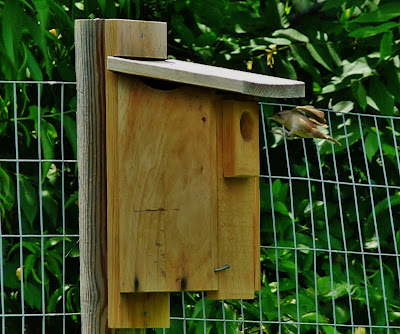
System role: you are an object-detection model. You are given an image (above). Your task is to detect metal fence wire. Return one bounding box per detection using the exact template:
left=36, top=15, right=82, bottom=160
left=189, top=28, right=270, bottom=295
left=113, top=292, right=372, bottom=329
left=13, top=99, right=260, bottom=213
left=0, top=81, right=399, bottom=334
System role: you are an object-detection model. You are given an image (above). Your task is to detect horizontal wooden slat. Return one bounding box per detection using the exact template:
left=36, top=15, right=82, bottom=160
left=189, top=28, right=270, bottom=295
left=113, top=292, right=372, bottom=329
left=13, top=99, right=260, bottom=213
left=107, top=57, right=304, bottom=98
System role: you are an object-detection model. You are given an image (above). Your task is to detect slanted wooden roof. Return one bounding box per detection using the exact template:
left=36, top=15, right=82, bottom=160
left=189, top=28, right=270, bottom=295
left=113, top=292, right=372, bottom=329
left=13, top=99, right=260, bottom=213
left=108, top=57, right=304, bottom=98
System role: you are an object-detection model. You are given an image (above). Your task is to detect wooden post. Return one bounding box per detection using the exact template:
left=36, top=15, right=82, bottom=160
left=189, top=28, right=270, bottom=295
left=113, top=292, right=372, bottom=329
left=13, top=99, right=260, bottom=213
left=75, top=19, right=109, bottom=334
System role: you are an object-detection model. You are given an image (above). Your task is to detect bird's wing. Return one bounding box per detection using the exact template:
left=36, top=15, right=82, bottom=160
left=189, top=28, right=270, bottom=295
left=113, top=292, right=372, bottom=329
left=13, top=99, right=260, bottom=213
left=294, top=105, right=328, bottom=127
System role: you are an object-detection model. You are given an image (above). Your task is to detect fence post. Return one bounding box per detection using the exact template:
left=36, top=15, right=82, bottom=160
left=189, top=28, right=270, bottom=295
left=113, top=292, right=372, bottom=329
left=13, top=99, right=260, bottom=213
left=75, top=19, right=110, bottom=334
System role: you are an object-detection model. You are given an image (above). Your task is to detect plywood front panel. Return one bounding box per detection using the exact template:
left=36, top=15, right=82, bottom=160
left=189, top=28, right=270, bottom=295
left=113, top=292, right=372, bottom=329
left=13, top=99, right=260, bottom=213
left=116, top=75, right=218, bottom=292
left=104, top=20, right=170, bottom=328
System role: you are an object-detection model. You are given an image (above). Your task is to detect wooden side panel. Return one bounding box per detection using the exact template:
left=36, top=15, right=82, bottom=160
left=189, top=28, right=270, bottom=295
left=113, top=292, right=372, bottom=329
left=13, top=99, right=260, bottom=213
left=208, top=99, right=260, bottom=300
left=117, top=76, right=218, bottom=293
left=222, top=100, right=259, bottom=177
left=105, top=20, right=170, bottom=328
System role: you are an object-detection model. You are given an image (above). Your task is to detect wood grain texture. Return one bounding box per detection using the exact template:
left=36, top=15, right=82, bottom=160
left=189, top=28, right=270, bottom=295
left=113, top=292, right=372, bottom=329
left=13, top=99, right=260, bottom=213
left=105, top=20, right=170, bottom=328
left=222, top=100, right=259, bottom=177
left=76, top=18, right=110, bottom=334
left=254, top=180, right=261, bottom=291
left=116, top=76, right=218, bottom=293
left=108, top=57, right=305, bottom=98
left=105, top=19, right=167, bottom=58
left=207, top=99, right=260, bottom=300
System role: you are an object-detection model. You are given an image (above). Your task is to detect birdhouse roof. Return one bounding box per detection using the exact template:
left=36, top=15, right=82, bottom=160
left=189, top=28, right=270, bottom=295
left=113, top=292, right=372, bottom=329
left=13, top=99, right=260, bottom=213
left=108, top=57, right=304, bottom=98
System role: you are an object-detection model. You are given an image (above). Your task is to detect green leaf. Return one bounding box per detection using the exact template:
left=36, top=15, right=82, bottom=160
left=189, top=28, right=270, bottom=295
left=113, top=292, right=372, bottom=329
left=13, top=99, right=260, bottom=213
left=369, top=77, right=394, bottom=115
left=382, top=62, right=400, bottom=104
left=34, top=0, right=50, bottom=32
left=349, top=22, right=398, bottom=38
left=272, top=179, right=281, bottom=195
left=24, top=253, right=37, bottom=281
left=134, top=0, right=140, bottom=19
left=306, top=43, right=335, bottom=72
left=195, top=32, right=218, bottom=47
left=26, top=47, right=43, bottom=81
left=261, top=37, right=291, bottom=45
left=40, top=119, right=58, bottom=180
left=8, top=241, right=41, bottom=257
left=317, top=276, right=348, bottom=299
left=63, top=116, right=77, bottom=159
left=45, top=252, right=62, bottom=285
left=379, top=31, right=393, bottom=61
left=171, top=15, right=195, bottom=46
left=351, top=81, right=367, bottom=110
left=301, top=312, right=326, bottom=323
left=366, top=194, right=400, bottom=225
left=47, top=286, right=63, bottom=313
left=47, top=0, right=74, bottom=31
left=260, top=180, right=271, bottom=212
left=261, top=284, right=278, bottom=320
left=290, top=44, right=321, bottom=83
left=352, top=2, right=400, bottom=23
left=274, top=56, right=297, bottom=80
left=23, top=14, right=52, bottom=78
left=2, top=0, right=23, bottom=72
left=341, top=57, right=372, bottom=78
left=274, top=201, right=289, bottom=216
left=98, top=0, right=106, bottom=14
left=273, top=28, right=309, bottom=43
left=42, top=190, right=58, bottom=228
left=327, top=42, right=341, bottom=66
left=3, top=260, right=21, bottom=289
left=19, top=177, right=38, bottom=226
left=29, top=105, right=58, bottom=180
left=365, top=131, right=379, bottom=162
left=332, top=101, right=354, bottom=113
left=0, top=166, right=16, bottom=211
left=322, top=0, right=346, bottom=11
left=191, top=0, right=224, bottom=30
left=65, top=191, right=78, bottom=210
left=24, top=282, right=42, bottom=310
left=335, top=304, right=351, bottom=323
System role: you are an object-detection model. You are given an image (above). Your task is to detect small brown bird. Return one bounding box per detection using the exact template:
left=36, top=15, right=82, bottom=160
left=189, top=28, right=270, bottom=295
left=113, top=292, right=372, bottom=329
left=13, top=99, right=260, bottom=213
left=270, top=105, right=341, bottom=146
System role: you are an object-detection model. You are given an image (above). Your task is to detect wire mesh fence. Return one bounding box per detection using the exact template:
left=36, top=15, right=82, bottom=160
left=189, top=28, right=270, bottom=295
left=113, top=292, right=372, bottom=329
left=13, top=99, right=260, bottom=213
left=0, top=81, right=399, bottom=333
left=0, top=81, right=80, bottom=334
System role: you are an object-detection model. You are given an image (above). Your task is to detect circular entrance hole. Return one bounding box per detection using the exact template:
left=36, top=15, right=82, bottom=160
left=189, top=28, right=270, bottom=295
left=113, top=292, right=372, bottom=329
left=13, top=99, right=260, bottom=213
left=240, top=111, right=254, bottom=141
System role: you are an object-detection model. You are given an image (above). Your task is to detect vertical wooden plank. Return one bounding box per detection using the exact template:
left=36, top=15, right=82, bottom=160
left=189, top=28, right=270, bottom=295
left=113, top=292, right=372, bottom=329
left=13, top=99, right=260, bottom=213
left=254, top=178, right=261, bottom=291
left=116, top=77, right=218, bottom=293
left=76, top=19, right=110, bottom=334
left=222, top=101, right=259, bottom=177
left=105, top=20, right=170, bottom=328
left=221, top=100, right=261, bottom=290
left=207, top=99, right=260, bottom=300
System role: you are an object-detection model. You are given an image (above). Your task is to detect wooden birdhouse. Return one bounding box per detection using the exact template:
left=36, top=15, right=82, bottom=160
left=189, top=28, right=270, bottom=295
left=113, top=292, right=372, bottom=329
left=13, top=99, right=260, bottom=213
left=75, top=19, right=304, bottom=330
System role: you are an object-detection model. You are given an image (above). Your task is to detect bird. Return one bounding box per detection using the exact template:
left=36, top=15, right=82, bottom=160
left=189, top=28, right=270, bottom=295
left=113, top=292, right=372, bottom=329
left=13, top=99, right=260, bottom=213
left=269, top=105, right=341, bottom=146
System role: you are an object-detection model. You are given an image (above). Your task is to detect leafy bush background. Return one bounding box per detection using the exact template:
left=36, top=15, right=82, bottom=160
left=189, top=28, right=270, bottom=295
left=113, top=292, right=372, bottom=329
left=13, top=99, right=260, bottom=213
left=0, top=0, right=400, bottom=333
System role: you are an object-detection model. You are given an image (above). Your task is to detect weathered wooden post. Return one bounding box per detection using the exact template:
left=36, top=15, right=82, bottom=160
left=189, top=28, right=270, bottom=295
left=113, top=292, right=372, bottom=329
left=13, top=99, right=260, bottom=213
left=75, top=18, right=304, bottom=333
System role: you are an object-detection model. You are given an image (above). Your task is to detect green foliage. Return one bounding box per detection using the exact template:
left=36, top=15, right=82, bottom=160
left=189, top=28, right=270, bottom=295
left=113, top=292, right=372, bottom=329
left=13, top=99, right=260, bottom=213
left=0, top=0, right=400, bottom=333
